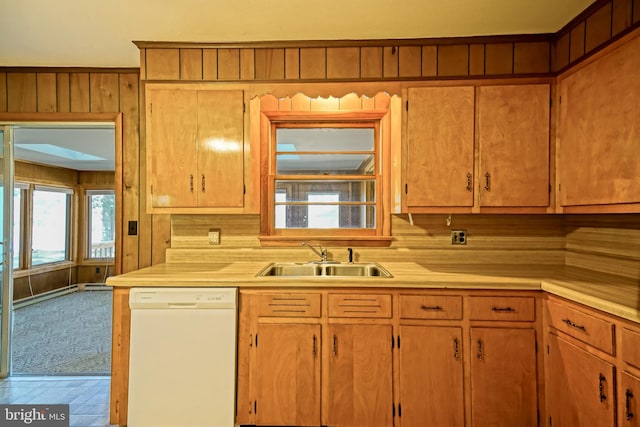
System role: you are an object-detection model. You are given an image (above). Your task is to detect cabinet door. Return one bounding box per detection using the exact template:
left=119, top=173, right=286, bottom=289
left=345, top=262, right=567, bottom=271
left=405, top=86, right=475, bottom=209
left=621, top=372, right=640, bottom=427
left=470, top=327, right=537, bottom=427
left=196, top=90, right=245, bottom=208
left=546, top=333, right=615, bottom=427
left=399, top=325, right=464, bottom=427
left=147, top=88, right=198, bottom=208
left=558, top=35, right=640, bottom=207
left=255, top=323, right=321, bottom=426
left=327, top=324, right=393, bottom=427
left=478, top=84, right=550, bottom=207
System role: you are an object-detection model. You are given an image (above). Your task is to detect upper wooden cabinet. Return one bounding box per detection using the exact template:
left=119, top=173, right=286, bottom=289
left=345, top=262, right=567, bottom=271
left=477, top=84, right=550, bottom=209
left=405, top=86, right=475, bottom=210
left=145, top=84, right=246, bottom=213
left=557, top=34, right=640, bottom=212
left=405, top=83, right=550, bottom=213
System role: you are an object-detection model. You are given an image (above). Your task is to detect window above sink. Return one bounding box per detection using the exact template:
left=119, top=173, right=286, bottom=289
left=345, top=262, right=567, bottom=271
left=258, top=93, right=399, bottom=247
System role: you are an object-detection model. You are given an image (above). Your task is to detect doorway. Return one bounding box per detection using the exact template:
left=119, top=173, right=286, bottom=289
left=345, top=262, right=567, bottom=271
left=0, top=113, right=122, bottom=377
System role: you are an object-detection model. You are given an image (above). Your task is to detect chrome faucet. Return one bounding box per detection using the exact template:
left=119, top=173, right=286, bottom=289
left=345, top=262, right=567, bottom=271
left=302, top=242, right=327, bottom=262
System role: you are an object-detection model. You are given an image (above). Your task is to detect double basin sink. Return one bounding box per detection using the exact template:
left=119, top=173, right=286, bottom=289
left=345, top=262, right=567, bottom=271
left=256, top=262, right=393, bottom=278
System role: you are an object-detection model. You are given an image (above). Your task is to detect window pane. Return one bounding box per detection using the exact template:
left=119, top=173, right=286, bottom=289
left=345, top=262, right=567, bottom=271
left=276, top=205, right=375, bottom=229
left=308, top=193, right=339, bottom=228
left=275, top=180, right=375, bottom=203
left=32, top=189, right=70, bottom=265
left=276, top=153, right=374, bottom=175
left=276, top=128, right=375, bottom=152
left=88, top=192, right=115, bottom=259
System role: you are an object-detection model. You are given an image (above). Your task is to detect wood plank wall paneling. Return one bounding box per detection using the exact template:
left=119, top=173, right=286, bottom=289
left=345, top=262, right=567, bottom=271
left=585, top=2, right=613, bottom=52
left=0, top=69, right=144, bottom=275
left=14, top=269, right=76, bottom=300
left=137, top=39, right=559, bottom=82
left=612, top=0, right=633, bottom=36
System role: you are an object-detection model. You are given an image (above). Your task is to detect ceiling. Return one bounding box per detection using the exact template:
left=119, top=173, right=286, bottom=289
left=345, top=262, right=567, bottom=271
left=12, top=125, right=115, bottom=171
left=0, top=0, right=595, bottom=68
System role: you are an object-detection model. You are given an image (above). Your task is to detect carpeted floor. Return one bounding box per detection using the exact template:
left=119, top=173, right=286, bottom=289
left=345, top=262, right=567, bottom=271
left=11, top=289, right=112, bottom=375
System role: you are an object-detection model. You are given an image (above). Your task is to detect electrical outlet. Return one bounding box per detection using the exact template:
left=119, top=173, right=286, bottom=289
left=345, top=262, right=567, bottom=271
left=208, top=229, right=221, bottom=245
left=128, top=221, right=138, bottom=236
left=451, top=230, right=467, bottom=245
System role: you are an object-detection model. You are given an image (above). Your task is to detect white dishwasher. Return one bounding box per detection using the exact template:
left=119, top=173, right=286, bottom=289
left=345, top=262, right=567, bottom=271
left=128, top=287, right=237, bottom=427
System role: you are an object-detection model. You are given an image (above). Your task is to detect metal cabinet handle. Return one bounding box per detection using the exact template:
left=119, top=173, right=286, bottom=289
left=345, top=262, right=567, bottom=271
left=201, top=174, right=205, bottom=192
left=421, top=305, right=443, bottom=311
left=189, top=174, right=194, bottom=192
left=454, top=337, right=460, bottom=360
left=332, top=334, right=338, bottom=358
left=492, top=306, right=515, bottom=312
left=312, top=334, right=317, bottom=358
left=562, top=318, right=587, bottom=332
left=466, top=173, right=472, bottom=192
left=477, top=339, right=484, bottom=360
left=599, top=373, right=607, bottom=403
left=626, top=389, right=635, bottom=421
left=484, top=172, right=491, bottom=191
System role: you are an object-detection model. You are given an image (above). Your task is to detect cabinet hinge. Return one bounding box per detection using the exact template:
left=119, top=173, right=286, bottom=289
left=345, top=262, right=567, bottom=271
left=399, top=403, right=402, bottom=417
left=243, top=184, right=246, bottom=195
left=547, top=344, right=550, bottom=355
left=405, top=100, right=409, bottom=111
left=150, top=103, right=153, bottom=114
left=549, top=415, right=552, bottom=426
left=535, top=340, right=538, bottom=353
left=392, top=403, right=395, bottom=417
left=397, top=335, right=400, bottom=349
left=255, top=334, right=258, bottom=347
left=405, top=183, right=408, bottom=194
left=391, top=334, right=394, bottom=349
left=558, top=183, right=562, bottom=193
left=254, top=400, right=257, bottom=414
left=243, top=102, right=246, bottom=113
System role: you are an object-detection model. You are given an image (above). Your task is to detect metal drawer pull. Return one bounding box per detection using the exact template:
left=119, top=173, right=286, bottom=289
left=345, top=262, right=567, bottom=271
left=562, top=318, right=587, bottom=332
left=477, top=339, right=484, bottom=360
left=626, top=389, right=635, bottom=420
left=466, top=173, right=472, bottom=191
left=491, top=306, right=515, bottom=312
left=454, top=337, right=460, bottom=360
left=312, top=334, right=317, bottom=358
left=332, top=334, right=338, bottom=358
left=599, top=373, right=607, bottom=402
left=421, top=305, right=443, bottom=311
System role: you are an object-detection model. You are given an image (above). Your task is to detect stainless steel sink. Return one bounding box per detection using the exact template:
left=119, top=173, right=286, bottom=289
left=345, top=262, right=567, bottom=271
left=256, top=262, right=392, bottom=278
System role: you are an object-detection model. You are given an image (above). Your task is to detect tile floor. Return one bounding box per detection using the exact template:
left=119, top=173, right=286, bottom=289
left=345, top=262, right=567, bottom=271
left=0, top=375, right=117, bottom=426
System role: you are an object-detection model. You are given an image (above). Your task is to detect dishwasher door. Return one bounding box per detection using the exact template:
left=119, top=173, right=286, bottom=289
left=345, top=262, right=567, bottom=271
left=127, top=287, right=237, bottom=427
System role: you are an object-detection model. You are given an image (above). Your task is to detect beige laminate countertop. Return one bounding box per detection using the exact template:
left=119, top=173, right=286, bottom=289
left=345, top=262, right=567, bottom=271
left=106, top=261, right=640, bottom=323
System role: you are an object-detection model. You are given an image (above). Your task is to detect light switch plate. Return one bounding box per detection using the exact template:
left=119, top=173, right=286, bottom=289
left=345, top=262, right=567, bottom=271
left=208, top=228, right=221, bottom=245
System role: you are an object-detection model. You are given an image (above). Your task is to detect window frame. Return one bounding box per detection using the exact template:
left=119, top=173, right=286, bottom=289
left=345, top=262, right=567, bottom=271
left=259, top=107, right=393, bottom=246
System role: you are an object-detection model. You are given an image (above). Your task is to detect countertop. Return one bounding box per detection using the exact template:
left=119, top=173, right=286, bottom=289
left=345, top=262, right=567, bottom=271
left=106, top=261, right=640, bottom=323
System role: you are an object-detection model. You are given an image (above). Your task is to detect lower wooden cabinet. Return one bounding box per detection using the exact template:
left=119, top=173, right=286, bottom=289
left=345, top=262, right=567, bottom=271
left=327, top=324, right=393, bottom=427
left=398, top=325, right=464, bottom=426
left=545, top=332, right=616, bottom=426
left=255, top=323, right=321, bottom=426
left=470, top=327, right=538, bottom=427
left=238, top=289, right=543, bottom=427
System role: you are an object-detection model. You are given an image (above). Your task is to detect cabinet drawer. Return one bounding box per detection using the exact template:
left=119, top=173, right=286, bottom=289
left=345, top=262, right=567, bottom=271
left=258, top=293, right=321, bottom=317
left=328, top=294, right=392, bottom=318
left=546, top=299, right=614, bottom=354
left=621, top=327, right=640, bottom=369
left=399, top=295, right=462, bottom=320
left=469, top=296, right=535, bottom=322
